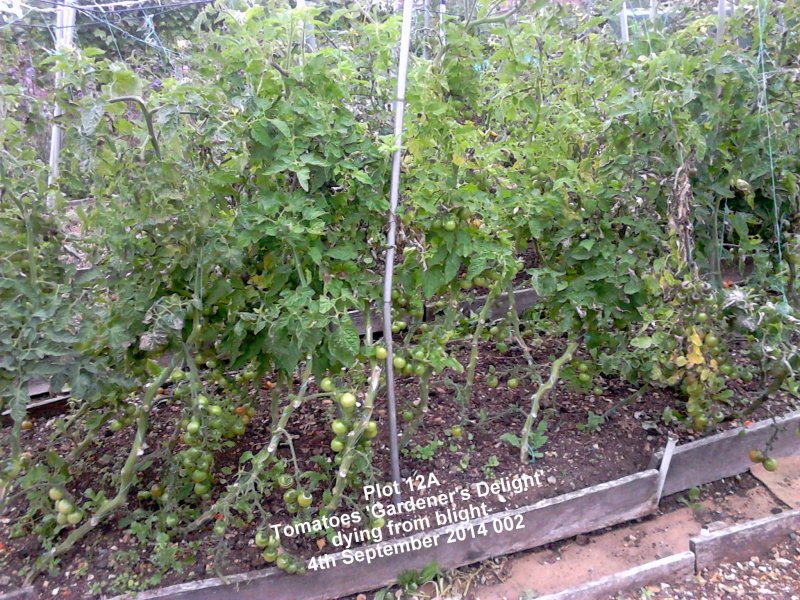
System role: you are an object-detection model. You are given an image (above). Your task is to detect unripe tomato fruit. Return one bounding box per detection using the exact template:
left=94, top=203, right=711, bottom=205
left=262, top=550, right=278, bottom=563
left=56, top=499, right=74, bottom=514
left=339, top=393, right=357, bottom=409
left=319, top=378, right=334, bottom=392
left=297, top=491, right=313, bottom=508
left=375, top=347, right=388, bottom=360
left=331, top=420, right=348, bottom=436
left=330, top=439, right=345, bottom=453
left=48, top=488, right=64, bottom=501
left=762, top=457, right=778, bottom=472
left=278, top=474, right=294, bottom=489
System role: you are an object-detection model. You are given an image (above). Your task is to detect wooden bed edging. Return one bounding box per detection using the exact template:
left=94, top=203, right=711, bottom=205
left=113, top=470, right=660, bottom=600
left=348, top=287, right=539, bottom=335
left=690, top=508, right=800, bottom=571
left=534, top=552, right=696, bottom=600
left=647, top=410, right=800, bottom=497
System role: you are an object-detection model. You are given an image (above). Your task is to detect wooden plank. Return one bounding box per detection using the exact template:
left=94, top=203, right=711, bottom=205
left=535, top=552, right=695, bottom=600
left=1, top=395, right=71, bottom=427
left=457, top=287, right=539, bottom=321
left=119, top=470, right=659, bottom=600
left=348, top=309, right=383, bottom=336
left=649, top=411, right=800, bottom=497
left=691, top=508, right=800, bottom=571
left=350, top=287, right=539, bottom=335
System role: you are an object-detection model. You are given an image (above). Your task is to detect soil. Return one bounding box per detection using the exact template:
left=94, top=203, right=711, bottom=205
left=1, top=337, right=797, bottom=600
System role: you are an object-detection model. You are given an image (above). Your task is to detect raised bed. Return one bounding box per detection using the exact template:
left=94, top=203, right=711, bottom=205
left=690, top=508, right=800, bottom=570
left=535, top=552, right=696, bottom=600
left=83, top=410, right=799, bottom=600
left=117, top=470, right=660, bottom=600
left=648, top=409, right=800, bottom=496
left=535, top=509, right=800, bottom=599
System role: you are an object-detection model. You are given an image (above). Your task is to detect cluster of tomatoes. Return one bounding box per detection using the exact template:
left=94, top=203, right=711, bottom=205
left=276, top=473, right=314, bottom=514
left=170, top=358, right=257, bottom=499
left=320, top=377, right=379, bottom=463
left=47, top=487, right=83, bottom=527
left=483, top=364, right=519, bottom=390
left=748, top=449, right=778, bottom=472
left=254, top=529, right=305, bottom=573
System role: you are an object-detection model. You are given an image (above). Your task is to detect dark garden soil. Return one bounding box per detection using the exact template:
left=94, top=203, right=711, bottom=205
left=1, top=337, right=797, bottom=599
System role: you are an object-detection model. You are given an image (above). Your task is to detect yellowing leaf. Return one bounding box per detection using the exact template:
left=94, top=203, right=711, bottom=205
left=689, top=332, right=703, bottom=347
left=687, top=347, right=705, bottom=366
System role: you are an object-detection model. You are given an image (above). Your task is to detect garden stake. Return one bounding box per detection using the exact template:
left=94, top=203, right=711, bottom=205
left=381, top=0, right=415, bottom=505
left=656, top=436, right=678, bottom=502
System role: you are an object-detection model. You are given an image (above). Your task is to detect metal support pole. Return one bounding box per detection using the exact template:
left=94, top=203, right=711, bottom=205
left=438, top=0, right=446, bottom=47
left=619, top=1, right=629, bottom=43
left=715, top=0, right=726, bottom=44
left=47, top=0, right=76, bottom=200
left=381, top=0, right=415, bottom=505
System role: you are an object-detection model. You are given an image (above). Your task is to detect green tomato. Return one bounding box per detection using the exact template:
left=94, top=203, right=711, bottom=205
left=319, top=377, right=334, bottom=392
left=578, top=373, right=592, bottom=384
left=762, top=457, right=778, bottom=472
left=213, top=523, right=226, bottom=536
left=365, top=421, right=378, bottom=439
left=393, top=356, right=407, bottom=370
left=339, top=393, right=357, bottom=409
left=375, top=347, right=388, bottom=361
left=451, top=425, right=463, bottom=438
left=487, top=376, right=499, bottom=388
left=331, top=420, right=348, bottom=436
left=48, top=487, right=64, bottom=501
left=191, top=470, right=208, bottom=483
left=262, top=550, right=278, bottom=563
left=443, top=220, right=457, bottom=232
left=56, top=499, right=74, bottom=514
left=402, top=410, right=414, bottom=422
left=186, top=420, right=201, bottom=435
left=283, top=489, right=299, bottom=504
left=66, top=511, right=83, bottom=525
left=297, top=491, right=313, bottom=508
left=330, top=439, right=345, bottom=453
left=507, top=378, right=519, bottom=389
left=194, top=482, right=210, bottom=496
